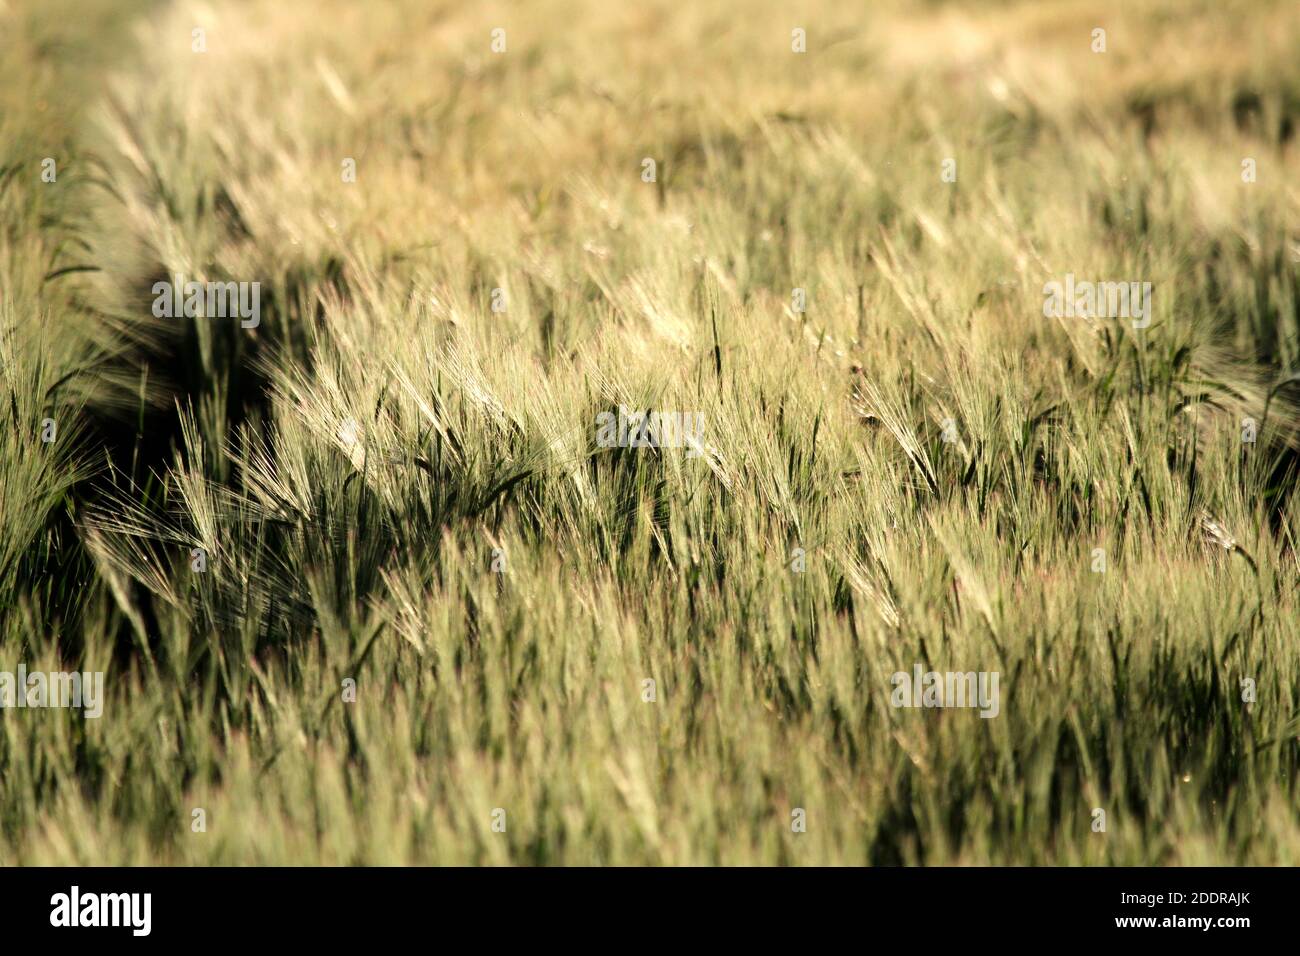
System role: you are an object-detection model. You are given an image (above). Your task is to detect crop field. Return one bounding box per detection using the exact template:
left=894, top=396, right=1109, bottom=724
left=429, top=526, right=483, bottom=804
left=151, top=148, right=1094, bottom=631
left=1, top=0, right=1299, bottom=865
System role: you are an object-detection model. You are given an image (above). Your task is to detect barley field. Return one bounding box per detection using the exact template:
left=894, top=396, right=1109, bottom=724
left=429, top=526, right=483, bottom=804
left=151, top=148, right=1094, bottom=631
left=2, top=0, right=1299, bottom=865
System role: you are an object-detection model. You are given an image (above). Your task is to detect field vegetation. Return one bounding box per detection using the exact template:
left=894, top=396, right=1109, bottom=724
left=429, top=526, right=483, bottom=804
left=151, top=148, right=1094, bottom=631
left=1, top=0, right=1299, bottom=864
